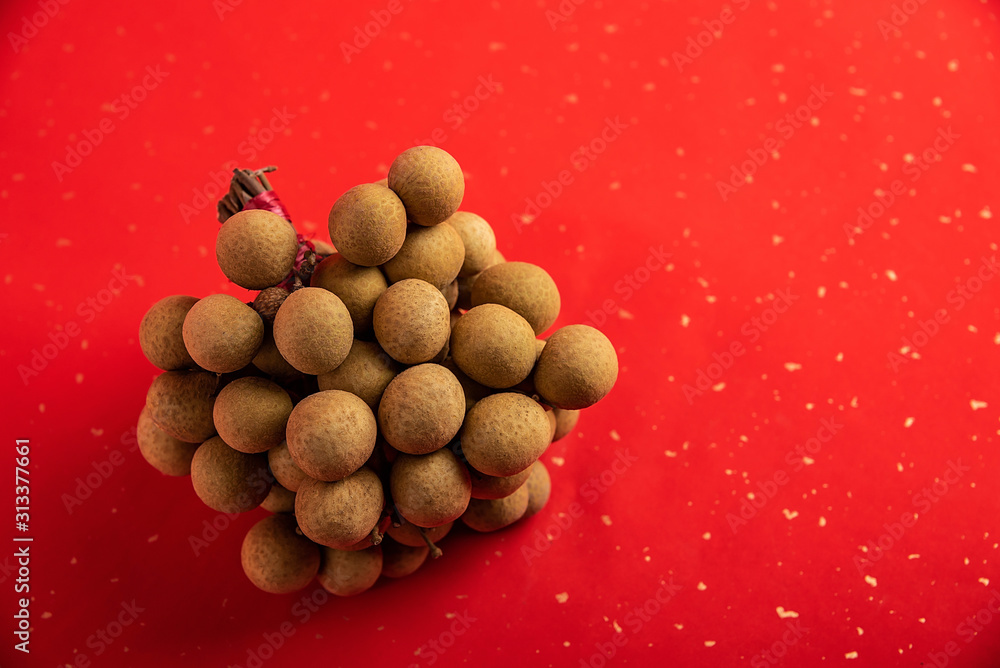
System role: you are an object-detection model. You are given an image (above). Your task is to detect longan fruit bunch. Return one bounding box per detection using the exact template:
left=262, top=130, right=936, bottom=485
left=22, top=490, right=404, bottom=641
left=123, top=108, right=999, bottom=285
left=136, top=147, right=618, bottom=596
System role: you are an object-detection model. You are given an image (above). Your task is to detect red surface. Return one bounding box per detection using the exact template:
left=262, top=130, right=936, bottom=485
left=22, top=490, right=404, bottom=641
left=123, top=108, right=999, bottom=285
left=3, top=1, right=1000, bottom=666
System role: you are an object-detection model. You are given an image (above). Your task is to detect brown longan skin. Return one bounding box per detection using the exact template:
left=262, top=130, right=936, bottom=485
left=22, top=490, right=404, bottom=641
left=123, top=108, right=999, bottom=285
left=261, top=483, right=296, bottom=513
left=136, top=407, right=199, bottom=476
left=380, top=538, right=429, bottom=578
left=387, top=521, right=453, bottom=548
left=461, top=393, right=551, bottom=477
left=318, top=546, right=383, bottom=596
left=190, top=436, right=272, bottom=513
left=273, top=287, right=353, bottom=375
left=457, top=248, right=505, bottom=311
left=446, top=211, right=497, bottom=277
left=461, top=484, right=529, bottom=532
left=378, top=364, right=465, bottom=455
left=441, top=279, right=459, bottom=310
left=388, top=146, right=464, bottom=227
left=469, top=465, right=533, bottom=500
left=450, top=304, right=536, bottom=389
left=286, top=390, right=377, bottom=482
left=317, top=339, right=399, bottom=411
left=328, top=184, right=407, bottom=266
left=252, top=323, right=301, bottom=381
left=216, top=209, right=299, bottom=290
left=182, top=294, right=264, bottom=374
left=145, top=370, right=219, bottom=443
left=295, top=468, right=384, bottom=549
left=373, top=279, right=451, bottom=365
left=390, top=449, right=471, bottom=528
left=472, top=262, right=561, bottom=335
left=213, top=377, right=292, bottom=454
left=241, top=515, right=320, bottom=594
left=523, top=460, right=552, bottom=518
left=381, top=223, right=466, bottom=290
left=440, top=359, right=492, bottom=414
left=310, top=253, right=388, bottom=334
left=139, top=295, right=199, bottom=371
left=535, top=325, right=619, bottom=410
left=268, top=441, right=309, bottom=492
left=553, top=408, right=581, bottom=441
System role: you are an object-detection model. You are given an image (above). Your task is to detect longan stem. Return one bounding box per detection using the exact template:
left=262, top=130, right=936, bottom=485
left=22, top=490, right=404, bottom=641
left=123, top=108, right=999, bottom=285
left=418, top=528, right=443, bottom=559
left=369, top=525, right=383, bottom=546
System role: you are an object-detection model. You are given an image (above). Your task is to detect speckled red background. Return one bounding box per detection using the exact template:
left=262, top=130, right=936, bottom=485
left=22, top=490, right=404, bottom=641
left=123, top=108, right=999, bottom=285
left=3, top=1, right=1000, bottom=666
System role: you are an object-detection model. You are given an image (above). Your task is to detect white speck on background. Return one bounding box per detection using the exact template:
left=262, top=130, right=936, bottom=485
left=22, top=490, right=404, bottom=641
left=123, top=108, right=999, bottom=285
left=555, top=592, right=569, bottom=603
left=776, top=607, right=799, bottom=619
left=865, top=575, right=878, bottom=587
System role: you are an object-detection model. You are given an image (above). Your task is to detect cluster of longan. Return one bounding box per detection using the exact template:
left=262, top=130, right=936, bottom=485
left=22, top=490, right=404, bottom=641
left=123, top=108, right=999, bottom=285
left=137, top=146, right=618, bottom=596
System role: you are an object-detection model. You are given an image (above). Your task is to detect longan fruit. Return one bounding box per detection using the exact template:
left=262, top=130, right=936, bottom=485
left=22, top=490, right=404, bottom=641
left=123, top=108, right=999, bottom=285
left=273, top=287, right=353, bottom=375
left=378, top=364, right=465, bottom=455
left=446, top=211, right=497, bottom=277
left=261, top=483, right=296, bottom=513
left=213, top=377, right=292, bottom=454
left=182, top=294, right=264, bottom=374
left=295, top=468, right=384, bottom=549
left=311, top=253, right=388, bottom=333
left=440, top=359, right=491, bottom=414
left=241, top=515, right=320, bottom=594
left=136, top=407, right=199, bottom=476
left=312, top=239, right=337, bottom=256
left=469, top=465, right=532, bottom=500
left=145, top=370, right=219, bottom=443
left=388, top=146, right=464, bottom=226
left=318, top=546, right=383, bottom=596
left=441, top=279, right=459, bottom=310
left=381, top=538, right=430, bottom=578
left=328, top=184, right=407, bottom=266
left=450, top=304, right=536, bottom=388
left=317, top=339, right=400, bottom=411
left=139, top=295, right=198, bottom=370
left=461, top=484, right=529, bottom=532
left=461, top=393, right=550, bottom=477
left=252, top=323, right=301, bottom=381
left=390, top=449, right=471, bottom=528
left=535, top=325, right=618, bottom=409
left=216, top=209, right=299, bottom=290
left=387, top=521, right=453, bottom=548
left=381, top=223, right=465, bottom=290
left=373, top=279, right=451, bottom=365
left=457, top=248, right=505, bottom=310
left=268, top=441, right=309, bottom=492
left=472, top=262, right=561, bottom=335
left=190, top=436, right=272, bottom=513
left=286, top=390, right=377, bottom=482
left=523, top=460, right=551, bottom=518
left=553, top=408, right=581, bottom=441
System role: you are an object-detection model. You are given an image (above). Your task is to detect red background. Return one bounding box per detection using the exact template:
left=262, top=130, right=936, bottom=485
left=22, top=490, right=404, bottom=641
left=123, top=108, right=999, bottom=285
left=3, top=0, right=1000, bottom=666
